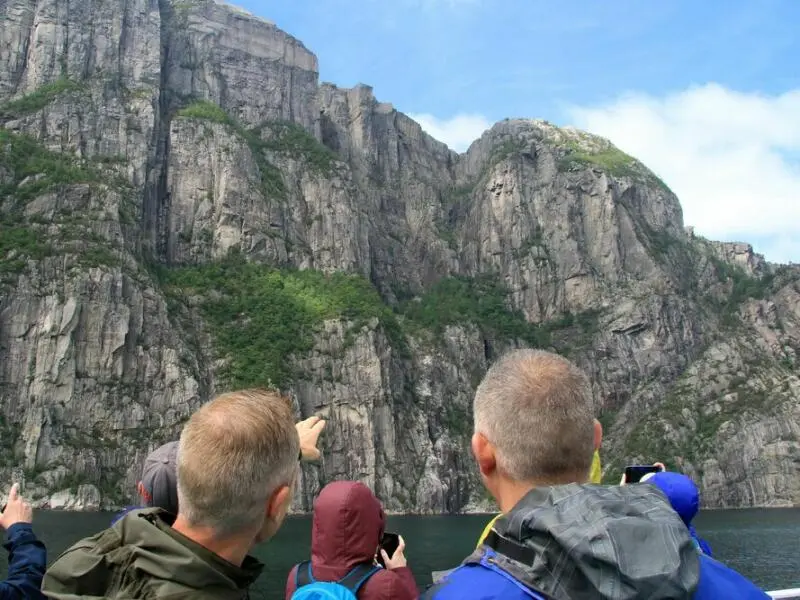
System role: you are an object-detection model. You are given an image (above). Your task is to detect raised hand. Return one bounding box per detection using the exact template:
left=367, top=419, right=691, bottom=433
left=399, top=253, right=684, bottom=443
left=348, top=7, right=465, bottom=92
left=380, top=535, right=407, bottom=570
left=0, top=483, right=33, bottom=530
left=296, top=415, right=327, bottom=462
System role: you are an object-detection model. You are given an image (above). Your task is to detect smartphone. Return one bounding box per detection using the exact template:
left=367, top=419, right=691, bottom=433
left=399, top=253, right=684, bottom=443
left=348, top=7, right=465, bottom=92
left=376, top=532, right=400, bottom=567
left=624, top=464, right=663, bottom=483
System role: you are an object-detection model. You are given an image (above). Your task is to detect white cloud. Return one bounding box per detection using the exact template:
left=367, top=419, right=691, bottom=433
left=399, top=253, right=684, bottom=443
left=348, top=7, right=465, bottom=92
left=568, top=84, right=800, bottom=264
left=409, top=112, right=492, bottom=152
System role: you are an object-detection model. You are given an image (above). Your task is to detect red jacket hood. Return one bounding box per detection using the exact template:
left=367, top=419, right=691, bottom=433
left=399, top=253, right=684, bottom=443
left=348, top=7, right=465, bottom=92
left=310, top=481, right=385, bottom=577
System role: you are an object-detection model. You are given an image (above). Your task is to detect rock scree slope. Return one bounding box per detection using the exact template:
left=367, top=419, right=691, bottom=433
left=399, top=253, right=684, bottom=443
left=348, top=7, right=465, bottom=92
left=0, top=0, right=798, bottom=512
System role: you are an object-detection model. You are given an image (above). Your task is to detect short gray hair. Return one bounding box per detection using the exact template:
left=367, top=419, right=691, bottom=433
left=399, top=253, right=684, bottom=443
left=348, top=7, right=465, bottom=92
left=474, top=349, right=594, bottom=483
left=177, top=389, right=299, bottom=536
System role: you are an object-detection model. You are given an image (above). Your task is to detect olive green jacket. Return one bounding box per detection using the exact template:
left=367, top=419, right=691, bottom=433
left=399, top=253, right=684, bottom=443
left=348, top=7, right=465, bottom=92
left=42, top=508, right=263, bottom=599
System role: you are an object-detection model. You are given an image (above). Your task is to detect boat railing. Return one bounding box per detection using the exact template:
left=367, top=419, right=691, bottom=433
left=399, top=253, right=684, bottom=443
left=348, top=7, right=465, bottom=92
left=768, top=589, right=800, bottom=599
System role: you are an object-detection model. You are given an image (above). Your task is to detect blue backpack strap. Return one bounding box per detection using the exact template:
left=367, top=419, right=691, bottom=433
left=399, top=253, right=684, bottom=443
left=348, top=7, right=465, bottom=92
left=295, top=561, right=315, bottom=588
left=337, top=563, right=381, bottom=594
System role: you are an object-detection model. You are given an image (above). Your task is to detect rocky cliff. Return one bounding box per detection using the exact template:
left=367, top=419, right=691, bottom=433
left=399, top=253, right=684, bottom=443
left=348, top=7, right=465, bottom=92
left=1, top=0, right=797, bottom=512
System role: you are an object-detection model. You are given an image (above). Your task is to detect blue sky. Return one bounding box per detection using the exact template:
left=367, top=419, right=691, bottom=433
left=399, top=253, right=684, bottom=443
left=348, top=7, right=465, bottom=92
left=237, top=0, right=800, bottom=263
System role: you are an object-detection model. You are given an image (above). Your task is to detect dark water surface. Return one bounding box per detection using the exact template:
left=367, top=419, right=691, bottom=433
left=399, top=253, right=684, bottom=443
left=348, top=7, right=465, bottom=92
left=3, top=508, right=799, bottom=598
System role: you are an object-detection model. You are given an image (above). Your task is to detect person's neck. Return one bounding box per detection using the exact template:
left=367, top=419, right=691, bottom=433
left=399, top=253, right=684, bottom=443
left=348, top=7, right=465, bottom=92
left=495, top=479, right=537, bottom=514
left=494, top=474, right=587, bottom=514
left=172, top=515, right=253, bottom=567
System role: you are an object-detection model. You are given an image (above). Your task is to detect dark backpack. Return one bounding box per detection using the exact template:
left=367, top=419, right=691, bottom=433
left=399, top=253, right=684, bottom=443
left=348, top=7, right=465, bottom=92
left=290, top=561, right=380, bottom=600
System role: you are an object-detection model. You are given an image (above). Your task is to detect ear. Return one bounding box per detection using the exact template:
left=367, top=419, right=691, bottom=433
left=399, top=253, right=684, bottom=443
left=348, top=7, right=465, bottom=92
left=137, top=481, right=151, bottom=504
left=593, top=419, right=603, bottom=451
left=471, top=432, right=497, bottom=477
left=266, top=484, right=291, bottom=520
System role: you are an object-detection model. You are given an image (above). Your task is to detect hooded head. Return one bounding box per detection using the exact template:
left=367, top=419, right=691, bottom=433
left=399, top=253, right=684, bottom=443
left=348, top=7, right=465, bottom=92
left=311, top=481, right=385, bottom=578
left=642, top=471, right=700, bottom=525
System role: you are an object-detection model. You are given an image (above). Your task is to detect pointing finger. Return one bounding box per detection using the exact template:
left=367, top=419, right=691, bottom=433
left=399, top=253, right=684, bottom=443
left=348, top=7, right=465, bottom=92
left=299, top=416, right=320, bottom=428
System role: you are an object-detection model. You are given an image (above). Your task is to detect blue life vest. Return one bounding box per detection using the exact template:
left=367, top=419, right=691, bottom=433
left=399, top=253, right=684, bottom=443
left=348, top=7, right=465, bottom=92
left=421, top=549, right=550, bottom=600
left=291, top=561, right=380, bottom=600
left=694, top=554, right=772, bottom=600
left=423, top=544, right=770, bottom=600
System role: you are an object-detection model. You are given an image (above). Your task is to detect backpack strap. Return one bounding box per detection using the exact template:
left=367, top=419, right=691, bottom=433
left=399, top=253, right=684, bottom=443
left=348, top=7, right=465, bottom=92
left=480, top=535, right=557, bottom=600
left=295, top=561, right=315, bottom=588
left=337, top=563, right=381, bottom=594
left=484, top=529, right=536, bottom=565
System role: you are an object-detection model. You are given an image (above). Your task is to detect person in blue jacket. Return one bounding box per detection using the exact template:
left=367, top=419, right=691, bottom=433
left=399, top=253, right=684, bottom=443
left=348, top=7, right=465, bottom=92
left=1, top=482, right=46, bottom=599
left=422, top=349, right=771, bottom=600
left=641, top=470, right=713, bottom=556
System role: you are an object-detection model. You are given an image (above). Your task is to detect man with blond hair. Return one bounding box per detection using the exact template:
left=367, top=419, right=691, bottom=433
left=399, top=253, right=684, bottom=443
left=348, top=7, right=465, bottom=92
left=424, top=349, right=769, bottom=600
left=43, top=389, right=326, bottom=599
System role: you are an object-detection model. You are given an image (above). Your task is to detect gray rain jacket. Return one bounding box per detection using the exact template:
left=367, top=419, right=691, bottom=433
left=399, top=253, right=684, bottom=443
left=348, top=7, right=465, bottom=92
left=425, top=483, right=700, bottom=600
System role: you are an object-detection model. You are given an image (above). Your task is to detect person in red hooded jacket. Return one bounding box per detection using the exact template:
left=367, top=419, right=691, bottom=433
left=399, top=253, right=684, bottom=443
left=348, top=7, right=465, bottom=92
left=285, top=481, right=418, bottom=600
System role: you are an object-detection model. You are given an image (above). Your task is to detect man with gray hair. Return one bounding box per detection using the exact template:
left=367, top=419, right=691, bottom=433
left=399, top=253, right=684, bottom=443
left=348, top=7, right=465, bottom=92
left=42, top=389, right=326, bottom=599
left=423, top=349, right=769, bottom=600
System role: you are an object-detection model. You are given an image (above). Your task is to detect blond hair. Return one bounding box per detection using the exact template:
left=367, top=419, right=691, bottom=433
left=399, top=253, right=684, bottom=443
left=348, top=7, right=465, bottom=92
left=177, top=389, right=299, bottom=536
left=474, top=349, right=594, bottom=483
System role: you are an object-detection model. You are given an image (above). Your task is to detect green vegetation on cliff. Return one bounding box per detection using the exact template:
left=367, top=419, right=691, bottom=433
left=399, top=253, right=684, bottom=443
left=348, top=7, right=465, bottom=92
left=0, top=129, right=96, bottom=275
left=609, top=351, right=792, bottom=482
left=176, top=100, right=287, bottom=199
left=176, top=100, right=233, bottom=126
left=0, top=130, right=127, bottom=277
left=161, top=256, right=606, bottom=390
left=0, top=78, right=82, bottom=119
left=176, top=101, right=337, bottom=194
left=401, top=275, right=552, bottom=346
left=259, top=121, right=338, bottom=175
left=559, top=143, right=639, bottom=177
left=708, top=256, right=775, bottom=325
left=399, top=275, right=600, bottom=353
left=557, top=140, right=671, bottom=192
left=160, top=252, right=399, bottom=389
left=0, top=129, right=96, bottom=202
left=0, top=227, right=52, bottom=275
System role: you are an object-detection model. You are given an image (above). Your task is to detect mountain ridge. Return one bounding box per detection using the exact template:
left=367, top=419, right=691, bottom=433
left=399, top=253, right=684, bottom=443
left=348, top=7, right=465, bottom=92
left=0, top=0, right=797, bottom=512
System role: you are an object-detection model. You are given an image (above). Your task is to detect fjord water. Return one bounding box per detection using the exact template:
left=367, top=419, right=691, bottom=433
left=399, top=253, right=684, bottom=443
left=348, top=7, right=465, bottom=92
left=6, top=509, right=800, bottom=599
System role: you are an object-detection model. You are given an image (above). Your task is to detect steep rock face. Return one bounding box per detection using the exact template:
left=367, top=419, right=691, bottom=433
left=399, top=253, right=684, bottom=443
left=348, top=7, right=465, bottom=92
left=289, top=320, right=487, bottom=514
left=1, top=0, right=798, bottom=511
left=606, top=273, right=800, bottom=507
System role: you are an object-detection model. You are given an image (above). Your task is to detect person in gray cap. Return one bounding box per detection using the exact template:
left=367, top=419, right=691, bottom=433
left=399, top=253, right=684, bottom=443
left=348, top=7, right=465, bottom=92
left=137, top=441, right=180, bottom=516
left=109, top=441, right=179, bottom=526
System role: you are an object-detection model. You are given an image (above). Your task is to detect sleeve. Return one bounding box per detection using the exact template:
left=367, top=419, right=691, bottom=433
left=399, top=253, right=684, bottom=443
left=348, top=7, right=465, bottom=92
left=420, top=578, right=449, bottom=600
left=0, top=523, right=47, bottom=599
left=386, top=567, right=418, bottom=600
left=418, top=565, right=536, bottom=600
left=285, top=565, right=298, bottom=599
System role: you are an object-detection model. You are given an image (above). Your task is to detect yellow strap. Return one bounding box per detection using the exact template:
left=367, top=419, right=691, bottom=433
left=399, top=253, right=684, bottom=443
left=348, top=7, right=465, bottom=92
left=476, top=513, right=501, bottom=548
left=590, top=450, right=602, bottom=484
